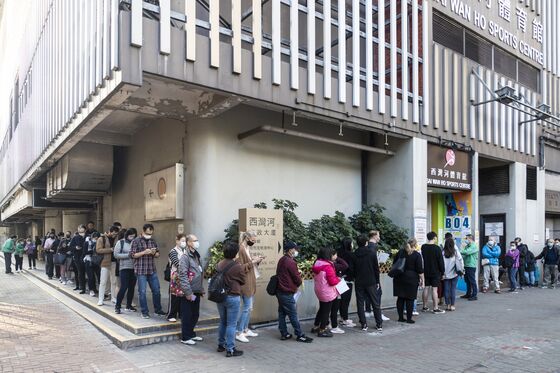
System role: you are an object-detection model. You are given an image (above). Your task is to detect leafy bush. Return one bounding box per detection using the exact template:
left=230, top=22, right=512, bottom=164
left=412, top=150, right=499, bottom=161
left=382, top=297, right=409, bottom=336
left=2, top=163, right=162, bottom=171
left=305, top=211, right=358, bottom=258
left=204, top=241, right=224, bottom=278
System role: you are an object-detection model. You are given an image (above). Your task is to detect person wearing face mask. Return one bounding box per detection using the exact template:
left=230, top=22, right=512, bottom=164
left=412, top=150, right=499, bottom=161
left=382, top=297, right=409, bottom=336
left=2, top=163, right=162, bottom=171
left=460, top=234, right=479, bottom=301
left=25, top=237, right=37, bottom=270
left=96, top=226, right=121, bottom=306
left=69, top=225, right=87, bottom=293
left=481, top=239, right=501, bottom=294
left=337, top=237, right=356, bottom=328
left=56, top=232, right=71, bottom=284
left=85, top=231, right=102, bottom=296
left=505, top=242, right=520, bottom=292
left=114, top=228, right=138, bottom=314
left=235, top=231, right=264, bottom=343
left=43, top=231, right=57, bottom=280
left=130, top=224, right=165, bottom=319
left=275, top=241, right=313, bottom=343
left=178, top=234, right=205, bottom=345
left=535, top=239, right=560, bottom=289
left=166, top=234, right=188, bottom=322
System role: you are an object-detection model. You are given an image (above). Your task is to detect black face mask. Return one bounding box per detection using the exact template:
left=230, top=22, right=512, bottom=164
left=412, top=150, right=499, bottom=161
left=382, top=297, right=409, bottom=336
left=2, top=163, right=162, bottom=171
left=247, top=241, right=255, bottom=246
left=66, top=235, right=71, bottom=238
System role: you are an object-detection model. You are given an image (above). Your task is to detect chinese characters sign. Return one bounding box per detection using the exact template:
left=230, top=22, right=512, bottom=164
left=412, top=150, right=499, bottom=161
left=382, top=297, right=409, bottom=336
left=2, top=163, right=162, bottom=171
left=427, top=145, right=472, bottom=191
left=239, top=208, right=283, bottom=323
left=546, top=190, right=560, bottom=213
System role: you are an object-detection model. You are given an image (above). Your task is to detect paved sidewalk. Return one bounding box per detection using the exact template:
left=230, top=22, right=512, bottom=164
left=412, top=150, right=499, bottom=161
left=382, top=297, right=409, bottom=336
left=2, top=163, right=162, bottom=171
left=2, top=265, right=560, bottom=372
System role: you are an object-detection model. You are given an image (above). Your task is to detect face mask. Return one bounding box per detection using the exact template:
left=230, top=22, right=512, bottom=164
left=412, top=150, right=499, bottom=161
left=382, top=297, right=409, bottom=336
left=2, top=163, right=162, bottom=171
left=510, top=246, right=516, bottom=250
left=144, top=234, right=152, bottom=240
left=292, top=250, right=299, bottom=258
left=247, top=241, right=255, bottom=246
left=179, top=241, right=187, bottom=249
left=92, top=239, right=97, bottom=243
left=548, top=243, right=554, bottom=247
left=488, top=241, right=495, bottom=247
left=193, top=241, right=200, bottom=250
left=65, top=235, right=70, bottom=238
left=127, top=235, right=135, bottom=241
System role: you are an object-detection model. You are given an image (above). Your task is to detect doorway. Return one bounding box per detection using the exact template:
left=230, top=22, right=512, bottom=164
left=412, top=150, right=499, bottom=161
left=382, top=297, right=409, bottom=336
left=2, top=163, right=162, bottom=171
left=480, top=214, right=507, bottom=259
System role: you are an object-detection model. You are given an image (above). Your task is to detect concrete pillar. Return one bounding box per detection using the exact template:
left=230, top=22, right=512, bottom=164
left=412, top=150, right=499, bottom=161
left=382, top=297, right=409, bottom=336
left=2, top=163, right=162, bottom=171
left=511, top=162, right=527, bottom=242
left=472, top=152, right=479, bottom=241
left=62, top=211, right=90, bottom=233
left=44, top=210, right=62, bottom=234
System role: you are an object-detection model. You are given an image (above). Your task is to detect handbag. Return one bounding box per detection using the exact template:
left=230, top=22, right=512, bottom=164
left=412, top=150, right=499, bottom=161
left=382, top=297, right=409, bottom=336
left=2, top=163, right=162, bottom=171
left=455, top=254, right=465, bottom=276
left=266, top=274, right=278, bottom=296
left=164, top=262, right=171, bottom=282
left=91, top=253, right=103, bottom=267
left=54, top=253, right=66, bottom=265
left=169, top=270, right=185, bottom=297
left=388, top=255, right=406, bottom=278
left=481, top=258, right=490, bottom=266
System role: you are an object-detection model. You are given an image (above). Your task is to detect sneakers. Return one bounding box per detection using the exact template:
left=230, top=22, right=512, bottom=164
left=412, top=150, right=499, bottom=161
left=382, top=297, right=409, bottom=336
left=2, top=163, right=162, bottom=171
left=235, top=333, right=249, bottom=343
left=226, top=349, right=243, bottom=357
left=141, top=314, right=151, bottom=319
left=296, top=335, right=313, bottom=343
left=192, top=336, right=203, bottom=341
left=61, top=281, right=67, bottom=285
left=460, top=294, right=471, bottom=299
left=468, top=297, right=478, bottom=301
left=412, top=311, right=419, bottom=316
left=341, top=319, right=356, bottom=327
left=381, top=314, right=390, bottom=321
left=244, top=329, right=258, bottom=337
left=280, top=333, right=292, bottom=340
left=155, top=310, right=167, bottom=316
left=167, top=318, right=177, bottom=323
left=97, top=301, right=104, bottom=306
left=115, top=308, right=121, bottom=314
left=432, top=308, right=445, bottom=314
left=217, top=345, right=226, bottom=352
left=421, top=307, right=430, bottom=313
left=494, top=290, right=501, bottom=294
left=406, top=319, right=416, bottom=324
left=361, top=324, right=368, bottom=331
left=111, top=298, right=117, bottom=304
left=180, top=339, right=196, bottom=345
left=481, top=288, right=488, bottom=293
left=310, top=326, right=320, bottom=334
left=125, top=306, right=137, bottom=312
left=375, top=325, right=383, bottom=332
left=330, top=327, right=345, bottom=334
left=89, top=291, right=96, bottom=297
left=317, top=330, right=333, bottom=337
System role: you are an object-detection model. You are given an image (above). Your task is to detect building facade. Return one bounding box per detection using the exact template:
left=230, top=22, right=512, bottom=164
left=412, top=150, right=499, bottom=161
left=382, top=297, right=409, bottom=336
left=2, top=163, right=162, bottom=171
left=0, top=0, right=559, bottom=299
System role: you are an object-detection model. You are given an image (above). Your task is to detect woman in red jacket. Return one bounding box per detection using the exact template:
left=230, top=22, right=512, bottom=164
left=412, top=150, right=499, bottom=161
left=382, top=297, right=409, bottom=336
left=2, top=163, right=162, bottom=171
left=312, top=247, right=340, bottom=337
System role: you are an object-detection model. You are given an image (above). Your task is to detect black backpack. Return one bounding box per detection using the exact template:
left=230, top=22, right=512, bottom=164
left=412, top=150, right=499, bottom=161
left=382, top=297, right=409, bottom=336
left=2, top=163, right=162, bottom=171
left=266, top=275, right=278, bottom=296
left=208, top=261, right=237, bottom=303
left=503, top=255, right=515, bottom=268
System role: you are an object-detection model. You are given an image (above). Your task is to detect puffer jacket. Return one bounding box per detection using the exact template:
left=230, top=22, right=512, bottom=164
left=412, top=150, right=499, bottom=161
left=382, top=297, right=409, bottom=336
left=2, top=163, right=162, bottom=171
left=312, top=259, right=340, bottom=302
left=481, top=244, right=501, bottom=266
left=178, top=249, right=204, bottom=297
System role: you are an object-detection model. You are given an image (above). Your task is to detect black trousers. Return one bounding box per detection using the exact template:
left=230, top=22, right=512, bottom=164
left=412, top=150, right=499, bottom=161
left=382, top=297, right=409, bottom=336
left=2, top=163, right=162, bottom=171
left=396, top=297, right=414, bottom=321
left=316, top=301, right=333, bottom=329
left=14, top=255, right=23, bottom=271
left=116, top=269, right=136, bottom=309
left=85, top=261, right=100, bottom=292
left=356, top=285, right=382, bottom=328
left=329, top=298, right=341, bottom=328
left=4, top=252, right=12, bottom=273
left=167, top=293, right=181, bottom=319
left=27, top=253, right=36, bottom=268
left=180, top=296, right=201, bottom=341
left=45, top=252, right=54, bottom=278
left=74, top=255, right=86, bottom=290
left=339, top=282, right=354, bottom=320
left=365, top=286, right=382, bottom=312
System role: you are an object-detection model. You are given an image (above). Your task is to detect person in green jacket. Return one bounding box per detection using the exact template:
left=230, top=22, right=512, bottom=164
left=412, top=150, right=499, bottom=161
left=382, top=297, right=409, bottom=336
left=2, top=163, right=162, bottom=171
left=2, top=236, right=16, bottom=275
left=14, top=239, right=26, bottom=273
left=460, top=234, right=479, bottom=301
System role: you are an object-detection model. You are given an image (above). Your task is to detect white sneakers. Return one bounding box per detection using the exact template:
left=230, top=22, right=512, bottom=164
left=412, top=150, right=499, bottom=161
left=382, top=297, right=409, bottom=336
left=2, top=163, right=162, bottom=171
left=235, top=333, right=249, bottom=343
left=192, top=336, right=203, bottom=341
left=412, top=311, right=419, bottom=316
left=381, top=314, right=390, bottom=321
left=181, top=339, right=196, bottom=345
left=330, top=327, right=345, bottom=334
left=340, top=319, right=356, bottom=327
left=97, top=301, right=104, bottom=306
left=89, top=291, right=96, bottom=297
left=244, top=329, right=259, bottom=337
left=167, top=318, right=177, bottom=323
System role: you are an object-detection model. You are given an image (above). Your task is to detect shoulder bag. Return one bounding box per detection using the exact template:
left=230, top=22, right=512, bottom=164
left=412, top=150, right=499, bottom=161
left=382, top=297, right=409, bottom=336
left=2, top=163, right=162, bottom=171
left=388, top=251, right=406, bottom=278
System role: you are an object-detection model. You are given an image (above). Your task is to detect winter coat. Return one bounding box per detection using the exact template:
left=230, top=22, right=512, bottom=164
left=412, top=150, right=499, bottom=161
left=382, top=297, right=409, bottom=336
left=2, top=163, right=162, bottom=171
left=535, top=245, right=560, bottom=265
left=2, top=239, right=14, bottom=254
left=178, top=249, right=204, bottom=297
left=312, top=259, right=340, bottom=302
left=460, top=242, right=479, bottom=268
left=481, top=244, right=501, bottom=266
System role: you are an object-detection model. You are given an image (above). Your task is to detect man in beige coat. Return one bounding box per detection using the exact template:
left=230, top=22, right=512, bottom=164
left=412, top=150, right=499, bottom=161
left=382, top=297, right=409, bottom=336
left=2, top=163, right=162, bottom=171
left=96, top=226, right=120, bottom=306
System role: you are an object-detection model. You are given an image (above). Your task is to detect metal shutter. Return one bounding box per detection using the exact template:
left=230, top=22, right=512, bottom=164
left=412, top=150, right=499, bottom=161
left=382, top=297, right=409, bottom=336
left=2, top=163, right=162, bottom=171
left=479, top=166, right=510, bottom=196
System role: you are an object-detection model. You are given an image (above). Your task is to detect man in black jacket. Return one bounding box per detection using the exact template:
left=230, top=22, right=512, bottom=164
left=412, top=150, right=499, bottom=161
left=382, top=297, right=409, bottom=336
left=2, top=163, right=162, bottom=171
left=69, top=225, right=87, bottom=293
left=515, top=237, right=529, bottom=289
left=421, top=232, right=445, bottom=314
left=353, top=235, right=382, bottom=332
left=535, top=239, right=560, bottom=289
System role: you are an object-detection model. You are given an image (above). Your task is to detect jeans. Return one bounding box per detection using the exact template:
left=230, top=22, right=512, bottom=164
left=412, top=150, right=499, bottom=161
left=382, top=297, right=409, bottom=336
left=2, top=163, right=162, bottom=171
left=396, top=297, right=414, bottom=321
left=45, top=252, right=54, bottom=278
left=543, top=264, right=558, bottom=287
left=443, top=277, right=459, bottom=305
left=339, top=282, right=353, bottom=320
left=277, top=291, right=302, bottom=337
left=483, top=265, right=500, bottom=290
left=137, top=273, right=162, bottom=315
left=180, top=295, right=201, bottom=341
left=98, top=267, right=111, bottom=303
left=116, top=269, right=136, bottom=309
left=464, top=267, right=478, bottom=298
left=166, top=293, right=181, bottom=319
left=355, top=285, right=382, bottom=327
left=14, top=255, right=23, bottom=271
left=236, top=295, right=253, bottom=333
left=27, top=253, right=36, bottom=268
left=508, top=267, right=518, bottom=290
left=218, top=295, right=241, bottom=353
left=85, top=261, right=100, bottom=292
left=524, top=270, right=536, bottom=286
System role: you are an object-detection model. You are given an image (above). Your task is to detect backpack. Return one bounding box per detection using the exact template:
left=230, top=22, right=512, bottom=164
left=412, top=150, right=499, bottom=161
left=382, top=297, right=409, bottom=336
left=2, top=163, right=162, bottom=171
left=207, top=261, right=237, bottom=303
left=503, top=255, right=514, bottom=268
left=266, top=274, right=278, bottom=296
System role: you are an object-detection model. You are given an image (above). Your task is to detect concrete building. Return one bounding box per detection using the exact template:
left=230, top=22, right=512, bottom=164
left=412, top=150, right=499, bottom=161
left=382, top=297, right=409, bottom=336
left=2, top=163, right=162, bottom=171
left=0, top=0, right=559, bottom=306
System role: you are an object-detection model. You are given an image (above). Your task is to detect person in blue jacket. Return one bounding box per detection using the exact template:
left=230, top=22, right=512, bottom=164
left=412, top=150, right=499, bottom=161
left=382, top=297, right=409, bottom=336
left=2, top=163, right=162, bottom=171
left=481, top=239, right=501, bottom=294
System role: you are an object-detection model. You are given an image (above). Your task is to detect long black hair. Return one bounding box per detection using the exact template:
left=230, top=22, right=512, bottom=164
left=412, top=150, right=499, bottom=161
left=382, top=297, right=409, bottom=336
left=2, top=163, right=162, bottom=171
left=317, top=246, right=336, bottom=261
left=443, top=238, right=456, bottom=258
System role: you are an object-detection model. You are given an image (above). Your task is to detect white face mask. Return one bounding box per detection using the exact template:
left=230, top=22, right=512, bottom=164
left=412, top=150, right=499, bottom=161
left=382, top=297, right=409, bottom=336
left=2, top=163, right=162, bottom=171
left=488, top=241, right=495, bottom=247
left=510, top=246, right=516, bottom=250
left=179, top=241, right=187, bottom=249
left=144, top=234, right=152, bottom=240
left=193, top=241, right=200, bottom=250
left=292, top=250, right=299, bottom=258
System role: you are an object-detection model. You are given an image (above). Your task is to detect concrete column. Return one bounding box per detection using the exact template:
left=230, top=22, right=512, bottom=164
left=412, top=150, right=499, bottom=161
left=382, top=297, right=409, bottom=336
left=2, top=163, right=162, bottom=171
left=44, top=210, right=62, bottom=234
left=511, top=162, right=527, bottom=244
left=472, top=152, right=479, bottom=240
left=62, top=211, right=90, bottom=233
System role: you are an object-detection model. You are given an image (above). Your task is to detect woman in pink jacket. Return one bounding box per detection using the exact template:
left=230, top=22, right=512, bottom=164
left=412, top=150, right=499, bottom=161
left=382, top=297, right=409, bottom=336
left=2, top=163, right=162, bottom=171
left=312, top=247, right=340, bottom=337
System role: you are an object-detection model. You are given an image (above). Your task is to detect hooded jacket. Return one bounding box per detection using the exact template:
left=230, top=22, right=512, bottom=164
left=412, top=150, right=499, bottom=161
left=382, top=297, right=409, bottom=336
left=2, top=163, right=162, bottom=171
left=312, top=259, right=340, bottom=302
left=352, top=245, right=380, bottom=287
